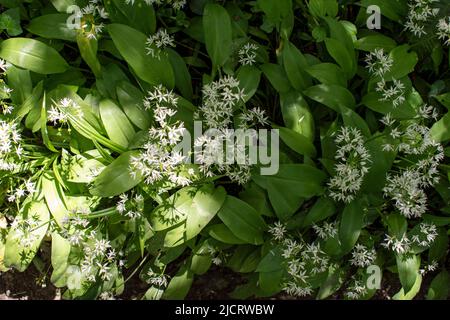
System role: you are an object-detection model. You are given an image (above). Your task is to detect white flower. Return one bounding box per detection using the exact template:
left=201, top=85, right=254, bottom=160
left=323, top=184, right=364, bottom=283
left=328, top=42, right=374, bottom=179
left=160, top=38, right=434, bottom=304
left=376, top=79, right=406, bottom=108
left=238, top=42, right=258, bottom=66
left=313, top=221, right=338, bottom=240
left=404, top=0, right=440, bottom=38
left=365, top=48, right=393, bottom=77
left=268, top=221, right=287, bottom=241
left=0, top=59, right=9, bottom=72
left=437, top=17, right=450, bottom=46
left=382, top=234, right=411, bottom=254
left=328, top=127, right=371, bottom=203
left=146, top=29, right=175, bottom=58
left=350, top=244, right=377, bottom=267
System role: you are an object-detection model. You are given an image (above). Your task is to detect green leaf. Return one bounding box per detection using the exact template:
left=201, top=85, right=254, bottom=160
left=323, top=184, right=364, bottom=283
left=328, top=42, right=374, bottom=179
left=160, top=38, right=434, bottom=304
left=324, top=38, right=355, bottom=79
left=356, top=34, right=397, bottom=52
left=280, top=91, right=315, bottom=142
left=6, top=65, right=32, bottom=105
left=4, top=200, right=50, bottom=272
left=260, top=63, right=292, bottom=93
left=430, top=111, right=450, bottom=142
left=304, top=84, right=355, bottom=112
left=305, top=63, right=346, bottom=87
left=50, top=232, right=71, bottom=287
left=275, top=125, right=316, bottom=157
left=237, top=65, right=261, bottom=102
left=383, top=45, right=418, bottom=80
left=217, top=195, right=267, bottom=245
left=302, top=197, right=336, bottom=228
left=67, top=150, right=106, bottom=184
left=106, top=0, right=156, bottom=34
left=27, top=14, right=76, bottom=41
left=426, top=271, right=450, bottom=300
left=0, top=8, right=22, bottom=36
left=282, top=41, right=311, bottom=90
left=42, top=171, right=68, bottom=228
left=107, top=23, right=174, bottom=88
left=116, top=82, right=151, bottom=130
left=203, top=3, right=233, bottom=68
left=90, top=150, right=143, bottom=197
left=151, top=185, right=226, bottom=247
left=396, top=254, right=420, bottom=295
left=77, top=34, right=101, bottom=78
left=227, top=245, right=261, bottom=273
left=339, top=198, right=365, bottom=254
left=207, top=224, right=247, bottom=244
left=167, top=48, right=193, bottom=100
left=99, top=99, right=136, bottom=148
left=253, top=164, right=326, bottom=220
left=0, top=38, right=69, bottom=74
left=162, top=264, right=193, bottom=300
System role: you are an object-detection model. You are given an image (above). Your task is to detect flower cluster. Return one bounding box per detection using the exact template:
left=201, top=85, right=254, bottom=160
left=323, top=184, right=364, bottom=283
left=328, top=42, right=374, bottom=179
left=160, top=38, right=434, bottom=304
left=238, top=43, right=258, bottom=66
left=0, top=120, right=23, bottom=171
left=350, top=244, right=377, bottom=268
left=381, top=118, right=444, bottom=218
left=48, top=98, right=82, bottom=126
left=328, top=127, right=371, bottom=203
left=145, top=29, right=175, bottom=59
left=365, top=49, right=393, bottom=78
left=382, top=223, right=437, bottom=254
left=61, top=215, right=125, bottom=285
left=269, top=222, right=331, bottom=298
left=131, top=85, right=192, bottom=190
left=76, top=0, right=109, bottom=40
left=116, top=193, right=144, bottom=219
left=345, top=278, right=368, bottom=300
left=312, top=221, right=338, bottom=240
left=376, top=79, right=406, bottom=108
left=437, top=17, right=450, bottom=45
left=404, top=0, right=440, bottom=37
left=194, top=76, right=266, bottom=185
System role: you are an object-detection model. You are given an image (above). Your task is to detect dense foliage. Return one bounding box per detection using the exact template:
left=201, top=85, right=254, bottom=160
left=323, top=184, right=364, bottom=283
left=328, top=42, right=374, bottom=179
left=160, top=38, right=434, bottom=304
left=0, top=0, right=450, bottom=300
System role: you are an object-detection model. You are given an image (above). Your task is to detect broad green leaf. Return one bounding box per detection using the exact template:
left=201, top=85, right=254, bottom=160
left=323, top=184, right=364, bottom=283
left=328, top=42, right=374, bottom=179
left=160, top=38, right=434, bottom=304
left=27, top=14, right=76, bottom=41
left=107, top=23, right=174, bottom=88
left=393, top=273, right=422, bottom=300
left=6, top=65, right=32, bottom=105
left=50, top=232, right=71, bottom=287
left=302, top=197, right=336, bottom=228
left=51, top=0, right=76, bottom=12
left=260, top=63, right=292, bottom=93
left=116, top=81, right=151, bottom=130
left=0, top=8, right=22, bottom=36
left=207, top=224, right=247, bottom=245
left=167, top=48, right=193, bottom=100
left=4, top=200, right=50, bottom=272
left=305, top=63, right=346, bottom=87
left=426, top=271, right=450, bottom=300
left=227, top=245, right=261, bottom=273
left=396, top=254, right=420, bottom=295
left=324, top=38, right=355, bottom=79
left=282, top=41, right=311, bottom=90
left=99, top=99, right=135, bottom=148
left=203, top=3, right=232, bottom=68
left=106, top=0, right=156, bottom=34
left=162, top=265, right=193, bottom=300
left=217, top=195, right=267, bottom=245
left=339, top=198, right=365, bottom=254
left=430, top=111, right=450, bottom=142
left=276, top=125, right=316, bottom=157
left=356, top=34, right=397, bottom=52
left=0, top=38, right=69, bottom=74
left=90, top=150, right=143, bottom=197
left=67, top=150, right=106, bottom=184
left=280, top=91, right=314, bottom=141
left=151, top=185, right=226, bottom=247
left=77, top=34, right=101, bottom=77
left=42, top=172, right=69, bottom=228
left=383, top=45, right=418, bottom=80
left=304, top=84, right=355, bottom=112
left=253, top=164, right=326, bottom=220
left=237, top=65, right=261, bottom=102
